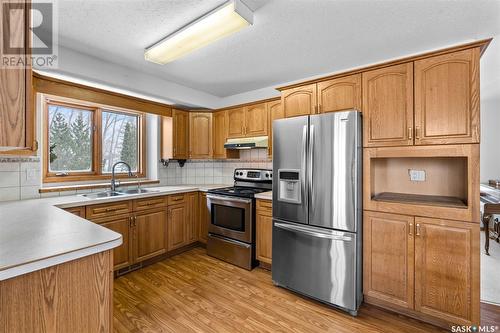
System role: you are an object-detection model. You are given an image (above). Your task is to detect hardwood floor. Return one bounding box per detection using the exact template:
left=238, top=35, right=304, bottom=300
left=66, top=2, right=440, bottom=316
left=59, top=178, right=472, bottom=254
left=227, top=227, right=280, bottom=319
left=113, top=248, right=493, bottom=333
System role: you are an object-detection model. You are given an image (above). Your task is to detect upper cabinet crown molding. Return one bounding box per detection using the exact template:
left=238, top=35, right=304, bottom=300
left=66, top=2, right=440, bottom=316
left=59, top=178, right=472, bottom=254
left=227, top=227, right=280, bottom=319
left=414, top=48, right=480, bottom=145
left=362, top=63, right=414, bottom=147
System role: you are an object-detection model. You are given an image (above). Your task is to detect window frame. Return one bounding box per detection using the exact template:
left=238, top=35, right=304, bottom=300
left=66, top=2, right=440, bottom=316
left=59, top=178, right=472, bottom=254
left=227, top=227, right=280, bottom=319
left=43, top=96, right=146, bottom=183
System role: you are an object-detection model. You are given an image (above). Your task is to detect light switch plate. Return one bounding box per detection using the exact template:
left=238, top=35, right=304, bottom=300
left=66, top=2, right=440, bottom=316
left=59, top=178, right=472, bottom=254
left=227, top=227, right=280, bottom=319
left=409, top=169, right=426, bottom=182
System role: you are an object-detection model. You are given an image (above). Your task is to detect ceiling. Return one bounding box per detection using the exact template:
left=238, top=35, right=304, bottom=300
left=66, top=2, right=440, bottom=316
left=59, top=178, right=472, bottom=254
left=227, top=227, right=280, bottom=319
left=56, top=0, right=500, bottom=98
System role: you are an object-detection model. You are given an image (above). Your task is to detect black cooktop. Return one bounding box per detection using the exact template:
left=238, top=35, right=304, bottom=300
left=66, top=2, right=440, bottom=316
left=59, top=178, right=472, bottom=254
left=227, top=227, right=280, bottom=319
left=208, top=186, right=269, bottom=199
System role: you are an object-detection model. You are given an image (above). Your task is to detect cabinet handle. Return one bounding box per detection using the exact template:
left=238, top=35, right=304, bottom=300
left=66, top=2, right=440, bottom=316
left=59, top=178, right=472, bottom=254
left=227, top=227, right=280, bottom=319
left=318, top=105, right=322, bottom=113
left=415, top=126, right=421, bottom=139
left=129, top=216, right=134, bottom=227
left=416, top=223, right=421, bottom=236
left=408, top=127, right=412, bottom=140
left=409, top=223, right=413, bottom=236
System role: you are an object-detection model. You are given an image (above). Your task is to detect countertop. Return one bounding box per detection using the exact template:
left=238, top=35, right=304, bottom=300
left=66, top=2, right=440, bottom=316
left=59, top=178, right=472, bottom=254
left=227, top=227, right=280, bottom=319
left=255, top=191, right=272, bottom=201
left=0, top=184, right=227, bottom=281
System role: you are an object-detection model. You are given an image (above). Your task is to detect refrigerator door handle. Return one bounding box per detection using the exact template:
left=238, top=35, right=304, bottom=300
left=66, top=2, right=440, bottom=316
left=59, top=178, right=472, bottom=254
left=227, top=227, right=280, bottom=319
left=308, top=124, right=314, bottom=211
left=301, top=124, right=308, bottom=210
left=274, top=222, right=354, bottom=241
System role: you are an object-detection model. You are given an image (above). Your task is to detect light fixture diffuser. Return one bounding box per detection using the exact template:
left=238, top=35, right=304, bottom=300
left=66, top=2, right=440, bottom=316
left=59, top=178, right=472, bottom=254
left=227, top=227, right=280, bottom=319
left=145, top=0, right=253, bottom=64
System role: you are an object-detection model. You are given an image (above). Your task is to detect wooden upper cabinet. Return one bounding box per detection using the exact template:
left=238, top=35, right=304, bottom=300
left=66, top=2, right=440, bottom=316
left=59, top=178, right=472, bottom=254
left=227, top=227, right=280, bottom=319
left=227, top=107, right=246, bottom=138
left=317, top=74, right=361, bottom=113
left=362, top=63, right=414, bottom=147
left=172, top=109, right=189, bottom=159
left=414, top=217, right=479, bottom=326
left=267, top=100, right=283, bottom=157
left=0, top=0, right=34, bottom=152
left=281, top=83, right=317, bottom=118
left=363, top=211, right=415, bottom=310
left=414, top=48, right=480, bottom=145
left=212, top=110, right=228, bottom=158
left=213, top=110, right=239, bottom=159
left=167, top=204, right=187, bottom=251
left=189, top=112, right=212, bottom=159
left=245, top=102, right=268, bottom=136
left=134, top=208, right=167, bottom=262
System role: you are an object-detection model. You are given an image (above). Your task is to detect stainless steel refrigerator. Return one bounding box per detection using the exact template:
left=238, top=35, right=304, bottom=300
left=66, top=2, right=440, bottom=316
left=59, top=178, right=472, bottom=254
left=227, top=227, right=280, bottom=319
left=272, top=110, right=362, bottom=316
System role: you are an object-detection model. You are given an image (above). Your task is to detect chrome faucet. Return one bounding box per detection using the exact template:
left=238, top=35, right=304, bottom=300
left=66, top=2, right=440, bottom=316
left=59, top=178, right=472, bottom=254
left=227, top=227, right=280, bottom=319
left=111, top=161, right=134, bottom=192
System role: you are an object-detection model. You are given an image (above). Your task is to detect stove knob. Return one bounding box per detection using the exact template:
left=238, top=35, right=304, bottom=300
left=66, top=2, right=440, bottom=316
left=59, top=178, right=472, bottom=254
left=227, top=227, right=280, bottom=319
left=265, top=174, right=269, bottom=178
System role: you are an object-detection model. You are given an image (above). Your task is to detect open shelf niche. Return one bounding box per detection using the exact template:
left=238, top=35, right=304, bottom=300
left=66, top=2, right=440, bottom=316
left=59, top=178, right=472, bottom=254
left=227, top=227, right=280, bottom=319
left=370, top=157, right=468, bottom=209
left=363, top=145, right=479, bottom=222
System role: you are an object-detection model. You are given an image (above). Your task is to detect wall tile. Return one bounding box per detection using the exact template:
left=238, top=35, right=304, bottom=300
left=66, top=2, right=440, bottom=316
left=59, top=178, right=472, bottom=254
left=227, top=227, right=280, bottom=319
left=0, top=171, right=20, bottom=188
left=21, top=186, right=40, bottom=200
left=0, top=187, right=20, bottom=201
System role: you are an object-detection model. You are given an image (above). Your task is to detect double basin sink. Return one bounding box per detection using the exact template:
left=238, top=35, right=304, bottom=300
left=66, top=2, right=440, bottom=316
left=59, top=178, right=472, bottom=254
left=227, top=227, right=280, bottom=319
left=82, top=188, right=159, bottom=199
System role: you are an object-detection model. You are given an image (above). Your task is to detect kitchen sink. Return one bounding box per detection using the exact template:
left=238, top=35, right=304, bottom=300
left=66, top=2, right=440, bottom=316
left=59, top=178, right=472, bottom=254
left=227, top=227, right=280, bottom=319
left=82, top=191, right=124, bottom=199
left=116, top=188, right=160, bottom=195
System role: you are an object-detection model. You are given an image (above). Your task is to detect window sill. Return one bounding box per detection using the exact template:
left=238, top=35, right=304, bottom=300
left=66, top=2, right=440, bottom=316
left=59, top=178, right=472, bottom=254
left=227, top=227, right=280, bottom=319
left=39, top=179, right=160, bottom=194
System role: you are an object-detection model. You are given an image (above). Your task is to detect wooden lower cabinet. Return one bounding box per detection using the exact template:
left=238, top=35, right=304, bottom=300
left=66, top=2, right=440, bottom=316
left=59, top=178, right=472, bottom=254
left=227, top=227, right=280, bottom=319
left=134, top=208, right=167, bottom=262
left=99, top=215, right=133, bottom=270
left=414, top=217, right=479, bottom=326
left=363, top=210, right=479, bottom=327
left=64, top=206, right=86, bottom=217
left=0, top=251, right=113, bottom=333
left=363, top=211, right=414, bottom=310
left=186, top=192, right=199, bottom=244
left=198, top=192, right=209, bottom=244
left=256, top=199, right=273, bottom=265
left=167, top=203, right=187, bottom=251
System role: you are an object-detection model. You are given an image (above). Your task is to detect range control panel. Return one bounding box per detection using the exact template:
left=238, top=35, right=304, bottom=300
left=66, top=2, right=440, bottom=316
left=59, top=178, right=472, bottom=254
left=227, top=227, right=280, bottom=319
left=234, top=168, right=272, bottom=181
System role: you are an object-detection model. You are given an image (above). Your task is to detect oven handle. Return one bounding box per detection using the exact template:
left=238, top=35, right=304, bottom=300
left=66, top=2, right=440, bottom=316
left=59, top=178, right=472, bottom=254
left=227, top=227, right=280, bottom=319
left=206, top=194, right=253, bottom=204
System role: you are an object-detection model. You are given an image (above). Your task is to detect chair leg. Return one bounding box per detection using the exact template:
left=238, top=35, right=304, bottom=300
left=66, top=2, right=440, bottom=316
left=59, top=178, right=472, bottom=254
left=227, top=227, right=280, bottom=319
left=484, top=216, right=490, bottom=255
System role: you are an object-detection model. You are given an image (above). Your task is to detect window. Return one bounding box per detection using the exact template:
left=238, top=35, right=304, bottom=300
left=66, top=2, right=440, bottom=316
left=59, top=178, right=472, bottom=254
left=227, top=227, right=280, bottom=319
left=43, top=98, right=145, bottom=182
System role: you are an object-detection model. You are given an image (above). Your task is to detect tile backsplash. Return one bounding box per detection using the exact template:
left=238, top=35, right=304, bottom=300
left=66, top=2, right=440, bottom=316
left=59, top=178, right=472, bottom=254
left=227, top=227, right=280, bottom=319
left=0, top=157, right=41, bottom=202
left=158, top=149, right=272, bottom=185
left=0, top=149, right=272, bottom=202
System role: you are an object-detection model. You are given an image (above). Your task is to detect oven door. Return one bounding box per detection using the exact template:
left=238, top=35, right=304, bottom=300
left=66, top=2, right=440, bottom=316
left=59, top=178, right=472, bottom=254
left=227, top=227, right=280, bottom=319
left=207, top=194, right=253, bottom=243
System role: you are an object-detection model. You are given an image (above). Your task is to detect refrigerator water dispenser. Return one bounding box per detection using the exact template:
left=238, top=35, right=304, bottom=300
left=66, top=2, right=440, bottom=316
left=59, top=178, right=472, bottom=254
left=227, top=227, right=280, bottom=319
left=278, top=170, right=301, bottom=204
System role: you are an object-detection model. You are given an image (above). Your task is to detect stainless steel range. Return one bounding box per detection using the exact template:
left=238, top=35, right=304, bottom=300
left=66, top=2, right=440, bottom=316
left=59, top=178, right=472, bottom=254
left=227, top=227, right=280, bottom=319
left=206, top=168, right=272, bottom=270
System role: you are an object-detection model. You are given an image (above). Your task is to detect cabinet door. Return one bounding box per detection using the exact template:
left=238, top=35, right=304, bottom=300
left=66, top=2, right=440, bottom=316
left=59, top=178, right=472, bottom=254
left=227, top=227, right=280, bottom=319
left=256, top=213, right=272, bottom=264
left=267, top=100, right=283, bottom=158
left=414, top=217, right=479, bottom=326
left=281, top=83, right=317, bottom=118
left=245, top=102, right=268, bottom=136
left=362, top=63, right=414, bottom=147
left=0, top=0, right=28, bottom=149
left=167, top=204, right=187, bottom=251
left=414, top=48, right=480, bottom=145
left=363, top=211, right=414, bottom=310
left=185, top=192, right=199, bottom=244
left=198, top=192, right=209, bottom=244
left=317, top=74, right=361, bottom=113
left=100, top=216, right=132, bottom=270
left=134, top=209, right=167, bottom=262
left=172, top=109, right=189, bottom=159
left=189, top=112, right=212, bottom=159
left=227, top=107, right=246, bottom=139
left=212, top=110, right=228, bottom=159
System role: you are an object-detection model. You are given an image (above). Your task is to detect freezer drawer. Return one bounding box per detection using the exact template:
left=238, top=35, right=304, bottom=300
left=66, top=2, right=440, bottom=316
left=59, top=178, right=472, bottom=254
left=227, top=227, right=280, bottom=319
left=272, top=220, right=360, bottom=313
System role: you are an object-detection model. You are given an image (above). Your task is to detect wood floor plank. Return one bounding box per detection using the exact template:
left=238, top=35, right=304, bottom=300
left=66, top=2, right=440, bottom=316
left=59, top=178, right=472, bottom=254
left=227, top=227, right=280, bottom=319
left=114, top=248, right=474, bottom=333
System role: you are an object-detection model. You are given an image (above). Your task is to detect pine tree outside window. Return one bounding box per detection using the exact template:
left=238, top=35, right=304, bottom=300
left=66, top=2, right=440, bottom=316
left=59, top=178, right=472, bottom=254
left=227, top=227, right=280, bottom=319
left=43, top=98, right=146, bottom=183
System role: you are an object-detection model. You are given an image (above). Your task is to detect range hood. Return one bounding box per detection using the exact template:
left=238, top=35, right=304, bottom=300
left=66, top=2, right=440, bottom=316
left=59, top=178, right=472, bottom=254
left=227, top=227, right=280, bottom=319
left=224, top=136, right=268, bottom=149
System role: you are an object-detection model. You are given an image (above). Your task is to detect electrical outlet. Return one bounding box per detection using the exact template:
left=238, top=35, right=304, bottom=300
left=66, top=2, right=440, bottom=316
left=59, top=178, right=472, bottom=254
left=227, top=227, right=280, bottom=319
left=409, top=169, right=426, bottom=182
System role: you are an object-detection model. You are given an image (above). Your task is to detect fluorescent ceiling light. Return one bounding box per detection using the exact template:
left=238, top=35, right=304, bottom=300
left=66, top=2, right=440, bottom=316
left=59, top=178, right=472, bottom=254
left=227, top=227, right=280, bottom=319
left=145, top=0, right=253, bottom=64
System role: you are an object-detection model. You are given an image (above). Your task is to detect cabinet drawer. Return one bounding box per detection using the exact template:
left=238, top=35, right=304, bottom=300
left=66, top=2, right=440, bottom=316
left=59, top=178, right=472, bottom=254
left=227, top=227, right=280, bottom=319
left=256, top=199, right=272, bottom=215
left=167, top=193, right=186, bottom=205
left=133, top=196, right=167, bottom=211
left=86, top=201, right=132, bottom=220
left=64, top=206, right=86, bottom=218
